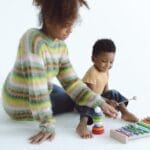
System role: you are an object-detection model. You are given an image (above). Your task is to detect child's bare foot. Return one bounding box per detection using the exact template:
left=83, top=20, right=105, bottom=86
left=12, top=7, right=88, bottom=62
left=118, top=103, right=139, bottom=122
left=142, top=117, right=150, bottom=124
left=76, top=117, right=93, bottom=139
left=121, top=111, right=139, bottom=122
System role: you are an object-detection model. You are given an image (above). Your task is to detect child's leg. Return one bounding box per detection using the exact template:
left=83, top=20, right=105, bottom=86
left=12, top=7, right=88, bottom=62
left=117, top=103, right=139, bottom=122
left=50, top=84, right=75, bottom=115
left=102, top=89, right=128, bottom=106
left=75, top=105, right=94, bottom=138
left=102, top=90, right=138, bottom=122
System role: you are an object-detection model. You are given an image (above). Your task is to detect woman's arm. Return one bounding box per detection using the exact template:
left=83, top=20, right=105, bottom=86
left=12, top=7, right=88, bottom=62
left=21, top=31, right=56, bottom=143
left=57, top=47, right=104, bottom=108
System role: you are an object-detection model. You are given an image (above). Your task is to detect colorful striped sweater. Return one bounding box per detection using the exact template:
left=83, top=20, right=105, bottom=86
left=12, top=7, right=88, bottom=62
left=2, top=28, right=104, bottom=132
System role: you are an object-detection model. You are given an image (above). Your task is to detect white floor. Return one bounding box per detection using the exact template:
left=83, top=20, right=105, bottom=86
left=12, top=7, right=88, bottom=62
left=1, top=1, right=150, bottom=149
left=0, top=96, right=150, bottom=150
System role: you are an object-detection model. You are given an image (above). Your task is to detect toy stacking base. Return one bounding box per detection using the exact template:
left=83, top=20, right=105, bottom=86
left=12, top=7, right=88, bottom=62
left=110, top=117, right=150, bottom=144
left=92, top=126, right=104, bottom=134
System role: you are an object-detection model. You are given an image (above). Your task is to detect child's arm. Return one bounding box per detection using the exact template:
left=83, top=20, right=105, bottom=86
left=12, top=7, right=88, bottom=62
left=86, top=83, right=97, bottom=92
left=103, top=84, right=118, bottom=108
left=103, top=83, right=109, bottom=92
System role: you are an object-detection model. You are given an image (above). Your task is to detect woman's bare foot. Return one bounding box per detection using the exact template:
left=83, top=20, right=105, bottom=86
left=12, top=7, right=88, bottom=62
left=76, top=117, right=93, bottom=139
left=121, top=111, right=139, bottom=122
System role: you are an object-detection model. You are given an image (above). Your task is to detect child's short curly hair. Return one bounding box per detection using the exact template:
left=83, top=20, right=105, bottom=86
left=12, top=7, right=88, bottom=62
left=33, top=0, right=89, bottom=26
left=92, top=39, right=116, bottom=56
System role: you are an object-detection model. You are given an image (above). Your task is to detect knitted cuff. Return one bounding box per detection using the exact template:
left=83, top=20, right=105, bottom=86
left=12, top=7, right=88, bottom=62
left=92, top=95, right=105, bottom=108
left=39, top=122, right=55, bottom=133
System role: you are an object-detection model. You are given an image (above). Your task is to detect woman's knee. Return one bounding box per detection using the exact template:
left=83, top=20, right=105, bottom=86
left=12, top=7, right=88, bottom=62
left=52, top=84, right=65, bottom=94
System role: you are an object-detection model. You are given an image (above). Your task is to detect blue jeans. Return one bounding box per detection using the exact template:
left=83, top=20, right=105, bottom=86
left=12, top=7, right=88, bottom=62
left=50, top=84, right=75, bottom=115
left=50, top=85, right=128, bottom=125
left=75, top=89, right=128, bottom=125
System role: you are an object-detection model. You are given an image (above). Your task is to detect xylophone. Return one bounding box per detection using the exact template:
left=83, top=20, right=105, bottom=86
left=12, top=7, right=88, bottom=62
left=110, top=117, right=150, bottom=143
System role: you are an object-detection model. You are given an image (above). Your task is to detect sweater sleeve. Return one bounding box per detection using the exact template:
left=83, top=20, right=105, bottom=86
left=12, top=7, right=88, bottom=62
left=26, top=53, right=55, bottom=133
left=21, top=32, right=55, bottom=133
left=57, top=46, right=105, bottom=108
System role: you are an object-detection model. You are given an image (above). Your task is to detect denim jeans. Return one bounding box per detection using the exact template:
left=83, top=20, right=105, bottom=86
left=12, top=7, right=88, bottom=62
left=50, top=84, right=75, bottom=115
left=75, top=89, right=128, bottom=125
left=50, top=85, right=128, bottom=125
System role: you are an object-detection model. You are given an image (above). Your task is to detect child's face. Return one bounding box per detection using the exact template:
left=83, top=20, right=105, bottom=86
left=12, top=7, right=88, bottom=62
left=93, top=51, right=115, bottom=72
left=45, top=21, right=73, bottom=40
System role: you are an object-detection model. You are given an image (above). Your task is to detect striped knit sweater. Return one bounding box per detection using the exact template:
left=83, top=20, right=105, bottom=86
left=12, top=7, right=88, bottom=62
left=2, top=28, right=104, bottom=132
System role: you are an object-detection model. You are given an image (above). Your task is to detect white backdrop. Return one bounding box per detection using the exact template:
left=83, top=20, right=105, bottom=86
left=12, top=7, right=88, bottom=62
left=0, top=1, right=150, bottom=149
left=0, top=0, right=150, bottom=100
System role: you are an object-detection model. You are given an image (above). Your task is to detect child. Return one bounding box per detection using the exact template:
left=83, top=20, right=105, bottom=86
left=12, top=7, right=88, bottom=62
left=2, top=0, right=117, bottom=144
left=76, top=39, right=139, bottom=138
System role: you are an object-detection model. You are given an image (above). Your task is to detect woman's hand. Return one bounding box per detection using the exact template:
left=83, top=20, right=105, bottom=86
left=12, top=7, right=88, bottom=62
left=100, top=102, right=118, bottom=118
left=29, top=131, right=55, bottom=144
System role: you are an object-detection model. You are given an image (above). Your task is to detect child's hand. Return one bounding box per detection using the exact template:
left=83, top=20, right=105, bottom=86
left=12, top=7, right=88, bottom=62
left=100, top=102, right=118, bottom=118
left=29, top=131, right=55, bottom=144
left=106, top=99, right=119, bottom=108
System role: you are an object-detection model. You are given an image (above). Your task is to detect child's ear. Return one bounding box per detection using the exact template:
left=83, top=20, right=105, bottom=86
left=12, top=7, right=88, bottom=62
left=91, top=55, right=95, bottom=62
left=91, top=55, right=94, bottom=62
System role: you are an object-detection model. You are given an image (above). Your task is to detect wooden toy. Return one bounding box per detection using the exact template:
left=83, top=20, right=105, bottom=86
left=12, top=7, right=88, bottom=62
left=92, top=107, right=104, bottom=134
left=92, top=126, right=104, bottom=134
left=110, top=117, right=150, bottom=143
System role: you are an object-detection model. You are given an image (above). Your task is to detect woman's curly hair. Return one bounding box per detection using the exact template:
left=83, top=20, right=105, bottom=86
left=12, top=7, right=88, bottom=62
left=33, top=0, right=89, bottom=26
